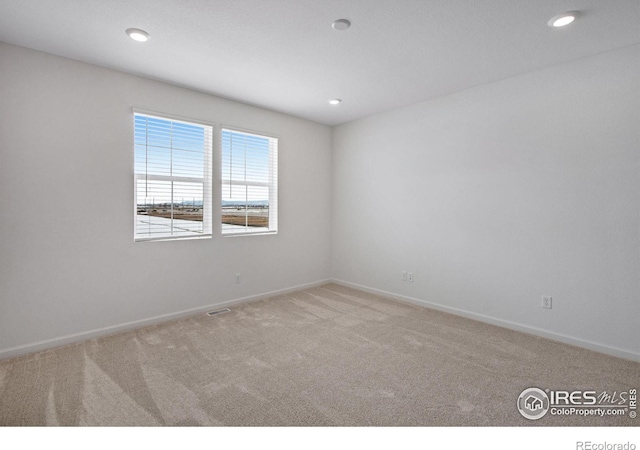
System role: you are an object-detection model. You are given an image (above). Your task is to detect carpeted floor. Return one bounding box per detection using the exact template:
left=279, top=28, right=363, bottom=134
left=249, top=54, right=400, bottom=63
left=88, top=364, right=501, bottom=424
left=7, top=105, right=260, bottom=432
left=0, top=283, right=638, bottom=426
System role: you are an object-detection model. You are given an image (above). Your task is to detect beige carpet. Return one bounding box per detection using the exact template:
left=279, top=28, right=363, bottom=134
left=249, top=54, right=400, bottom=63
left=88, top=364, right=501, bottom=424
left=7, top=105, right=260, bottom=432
left=0, top=283, right=638, bottom=426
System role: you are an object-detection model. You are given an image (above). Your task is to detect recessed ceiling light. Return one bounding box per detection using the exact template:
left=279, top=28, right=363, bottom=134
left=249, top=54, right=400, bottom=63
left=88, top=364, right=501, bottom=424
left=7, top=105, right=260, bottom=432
left=548, top=12, right=579, bottom=27
left=332, top=19, right=351, bottom=31
left=126, top=28, right=150, bottom=42
left=328, top=98, right=342, bottom=105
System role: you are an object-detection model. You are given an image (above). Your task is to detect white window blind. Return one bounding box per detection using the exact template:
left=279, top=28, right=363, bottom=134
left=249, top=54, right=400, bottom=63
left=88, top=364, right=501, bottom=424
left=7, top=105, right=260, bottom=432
left=221, top=128, right=278, bottom=235
left=134, top=112, right=212, bottom=241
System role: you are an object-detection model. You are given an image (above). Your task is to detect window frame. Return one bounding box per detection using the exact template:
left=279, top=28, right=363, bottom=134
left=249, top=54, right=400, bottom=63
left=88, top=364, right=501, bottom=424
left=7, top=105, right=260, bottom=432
left=220, top=126, right=278, bottom=237
left=133, top=109, right=214, bottom=242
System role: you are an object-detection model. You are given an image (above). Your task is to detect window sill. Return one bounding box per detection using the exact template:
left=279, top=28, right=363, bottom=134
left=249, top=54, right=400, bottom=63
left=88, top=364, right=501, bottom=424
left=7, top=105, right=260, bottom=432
left=135, top=234, right=213, bottom=243
left=222, top=230, right=278, bottom=238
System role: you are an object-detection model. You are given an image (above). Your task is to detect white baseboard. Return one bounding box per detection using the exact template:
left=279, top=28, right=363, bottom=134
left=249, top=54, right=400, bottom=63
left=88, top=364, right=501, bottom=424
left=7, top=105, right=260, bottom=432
left=0, top=279, right=332, bottom=361
left=330, top=279, right=640, bottom=363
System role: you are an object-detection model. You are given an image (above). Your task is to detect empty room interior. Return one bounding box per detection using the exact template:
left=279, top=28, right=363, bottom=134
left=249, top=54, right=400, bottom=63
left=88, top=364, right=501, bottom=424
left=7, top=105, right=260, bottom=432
left=0, top=0, right=639, bottom=428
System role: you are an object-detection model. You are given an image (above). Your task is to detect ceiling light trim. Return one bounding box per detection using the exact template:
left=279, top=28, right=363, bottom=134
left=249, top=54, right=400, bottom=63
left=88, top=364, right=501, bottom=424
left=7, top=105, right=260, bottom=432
left=548, top=11, right=579, bottom=28
left=126, top=28, right=150, bottom=42
left=332, top=19, right=351, bottom=31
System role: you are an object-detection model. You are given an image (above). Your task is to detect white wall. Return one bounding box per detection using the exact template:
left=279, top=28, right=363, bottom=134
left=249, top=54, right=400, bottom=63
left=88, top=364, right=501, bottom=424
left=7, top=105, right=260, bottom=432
left=0, top=43, right=333, bottom=357
left=332, top=45, right=640, bottom=360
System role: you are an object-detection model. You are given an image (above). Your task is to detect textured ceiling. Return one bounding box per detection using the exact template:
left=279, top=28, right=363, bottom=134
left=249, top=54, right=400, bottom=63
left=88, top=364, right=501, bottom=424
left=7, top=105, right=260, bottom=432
left=0, top=0, right=638, bottom=125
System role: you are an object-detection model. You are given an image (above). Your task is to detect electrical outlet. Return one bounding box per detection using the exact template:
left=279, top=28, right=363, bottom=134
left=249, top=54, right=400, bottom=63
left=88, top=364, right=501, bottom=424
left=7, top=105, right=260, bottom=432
left=542, top=296, right=552, bottom=309
left=235, top=273, right=241, bottom=283
left=402, top=271, right=407, bottom=281
left=407, top=272, right=414, bottom=282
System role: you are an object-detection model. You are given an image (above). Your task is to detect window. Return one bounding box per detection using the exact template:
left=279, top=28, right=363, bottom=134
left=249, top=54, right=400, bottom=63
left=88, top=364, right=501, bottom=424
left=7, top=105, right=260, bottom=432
left=134, top=112, right=212, bottom=241
left=221, top=128, right=278, bottom=235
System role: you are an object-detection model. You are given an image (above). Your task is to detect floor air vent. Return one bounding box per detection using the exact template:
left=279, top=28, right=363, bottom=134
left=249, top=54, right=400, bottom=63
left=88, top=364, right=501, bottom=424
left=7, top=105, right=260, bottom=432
left=206, top=308, right=231, bottom=316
